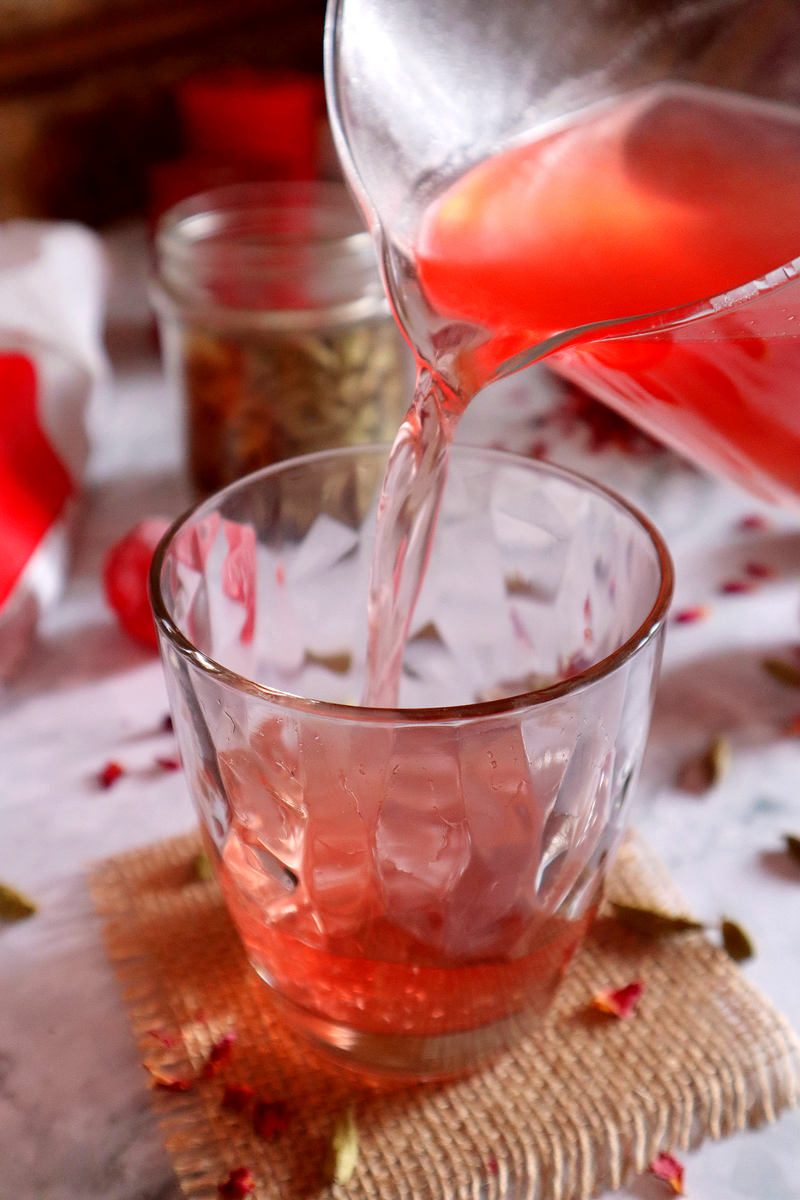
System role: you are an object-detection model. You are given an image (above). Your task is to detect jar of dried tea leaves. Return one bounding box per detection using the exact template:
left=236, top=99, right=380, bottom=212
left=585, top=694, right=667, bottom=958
left=152, top=182, right=408, bottom=494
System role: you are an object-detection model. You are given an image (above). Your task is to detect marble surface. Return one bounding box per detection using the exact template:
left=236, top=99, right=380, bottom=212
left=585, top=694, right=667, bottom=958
left=1, top=231, right=799, bottom=1199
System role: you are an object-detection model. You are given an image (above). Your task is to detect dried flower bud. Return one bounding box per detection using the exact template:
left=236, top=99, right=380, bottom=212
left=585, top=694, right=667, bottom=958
left=591, top=980, right=644, bottom=1019
left=304, top=649, right=352, bottom=675
left=677, top=736, right=731, bottom=795
left=721, top=918, right=755, bottom=963
left=785, top=834, right=800, bottom=868
left=193, top=851, right=214, bottom=882
left=649, top=1151, right=685, bottom=1194
left=326, top=1107, right=360, bottom=1185
left=762, top=658, right=800, bottom=688
left=611, top=903, right=704, bottom=937
left=0, top=880, right=37, bottom=921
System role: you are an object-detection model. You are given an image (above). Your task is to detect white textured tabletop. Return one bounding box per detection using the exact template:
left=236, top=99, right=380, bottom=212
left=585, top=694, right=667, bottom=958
left=0, top=225, right=798, bottom=1200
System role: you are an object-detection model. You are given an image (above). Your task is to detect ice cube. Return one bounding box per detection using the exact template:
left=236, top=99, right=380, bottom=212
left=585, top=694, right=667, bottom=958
left=375, top=725, right=471, bottom=952
left=218, top=718, right=306, bottom=871
left=300, top=721, right=391, bottom=940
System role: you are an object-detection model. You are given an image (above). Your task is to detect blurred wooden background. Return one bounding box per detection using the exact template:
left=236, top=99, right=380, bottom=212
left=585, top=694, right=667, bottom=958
left=0, top=0, right=326, bottom=224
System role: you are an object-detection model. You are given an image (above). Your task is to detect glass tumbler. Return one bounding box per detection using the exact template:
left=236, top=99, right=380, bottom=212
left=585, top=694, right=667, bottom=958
left=151, top=445, right=673, bottom=1077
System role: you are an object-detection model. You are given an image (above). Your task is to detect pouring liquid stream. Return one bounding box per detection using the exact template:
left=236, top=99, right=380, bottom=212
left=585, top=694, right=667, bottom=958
left=362, top=83, right=800, bottom=708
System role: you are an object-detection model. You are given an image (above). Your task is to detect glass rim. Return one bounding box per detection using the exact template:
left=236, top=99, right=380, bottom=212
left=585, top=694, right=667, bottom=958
left=150, top=444, right=674, bottom=723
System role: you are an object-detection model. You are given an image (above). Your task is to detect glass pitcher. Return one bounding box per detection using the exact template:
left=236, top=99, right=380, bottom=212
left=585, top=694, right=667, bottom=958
left=326, top=0, right=800, bottom=506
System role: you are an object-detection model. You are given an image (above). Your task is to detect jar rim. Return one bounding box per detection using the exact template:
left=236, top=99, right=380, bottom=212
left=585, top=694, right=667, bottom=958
left=156, top=180, right=373, bottom=261
left=155, top=180, right=383, bottom=312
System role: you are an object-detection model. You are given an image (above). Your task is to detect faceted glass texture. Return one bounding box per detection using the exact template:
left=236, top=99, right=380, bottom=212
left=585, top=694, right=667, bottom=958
left=152, top=445, right=672, bottom=1076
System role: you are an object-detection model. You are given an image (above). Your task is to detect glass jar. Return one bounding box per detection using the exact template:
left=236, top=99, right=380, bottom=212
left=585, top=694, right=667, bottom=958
left=152, top=182, right=409, bottom=495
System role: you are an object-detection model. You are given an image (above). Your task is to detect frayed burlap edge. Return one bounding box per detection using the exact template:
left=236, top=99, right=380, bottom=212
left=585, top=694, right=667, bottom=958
left=89, top=829, right=800, bottom=1200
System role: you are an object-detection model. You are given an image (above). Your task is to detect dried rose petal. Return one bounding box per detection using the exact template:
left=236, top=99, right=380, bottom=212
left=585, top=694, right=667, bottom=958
left=591, top=979, right=644, bottom=1019
left=738, top=513, right=771, bottom=531
left=222, top=1083, right=255, bottom=1112
left=218, top=1167, right=256, bottom=1198
left=155, top=756, right=181, bottom=772
left=785, top=834, right=800, bottom=868
left=720, top=579, right=757, bottom=595
left=203, top=1031, right=236, bottom=1077
left=672, top=605, right=710, bottom=625
left=487, top=1155, right=499, bottom=1178
left=649, top=1151, right=685, bottom=1194
left=103, top=518, right=171, bottom=648
left=745, top=561, right=774, bottom=579
left=145, top=1029, right=181, bottom=1048
left=221, top=520, right=256, bottom=645
left=784, top=715, right=800, bottom=737
left=98, top=761, right=124, bottom=789
left=145, top=1064, right=196, bottom=1092
left=253, top=1099, right=290, bottom=1140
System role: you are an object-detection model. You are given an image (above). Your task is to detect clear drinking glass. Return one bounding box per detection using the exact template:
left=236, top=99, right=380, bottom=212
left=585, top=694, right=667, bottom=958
left=151, top=445, right=673, bottom=1077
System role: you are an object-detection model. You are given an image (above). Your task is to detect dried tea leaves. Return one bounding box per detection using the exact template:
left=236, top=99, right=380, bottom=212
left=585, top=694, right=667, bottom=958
left=183, top=319, right=406, bottom=495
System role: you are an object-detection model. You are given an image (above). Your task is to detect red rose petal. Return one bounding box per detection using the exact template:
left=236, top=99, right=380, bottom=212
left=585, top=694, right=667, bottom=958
left=672, top=605, right=710, bottom=625
left=649, top=1151, right=685, bottom=1194
left=222, top=1083, right=255, bottom=1113
left=591, top=979, right=645, bottom=1019
left=720, top=579, right=757, bottom=594
left=98, top=761, right=124, bottom=789
left=221, top=520, right=256, bottom=645
left=203, top=1030, right=236, bottom=1077
left=253, top=1099, right=290, bottom=1140
left=218, top=1167, right=256, bottom=1198
left=745, top=561, right=774, bottom=579
left=145, top=1029, right=181, bottom=1048
left=145, top=1064, right=196, bottom=1092
left=738, top=513, right=771, bottom=531
left=103, top=518, right=171, bottom=648
left=155, top=756, right=181, bottom=772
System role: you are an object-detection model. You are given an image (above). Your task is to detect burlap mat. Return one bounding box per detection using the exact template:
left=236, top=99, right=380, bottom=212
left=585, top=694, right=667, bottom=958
left=89, top=829, right=800, bottom=1200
